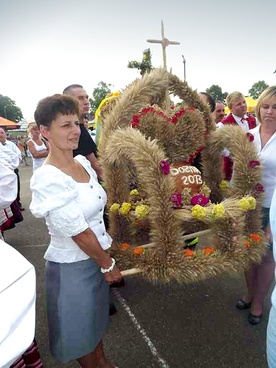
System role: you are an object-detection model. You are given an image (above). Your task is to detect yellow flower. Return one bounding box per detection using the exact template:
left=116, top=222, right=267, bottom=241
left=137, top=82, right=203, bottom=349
left=109, top=203, right=120, bottom=213
left=135, top=205, right=150, bottom=219
left=130, top=189, right=139, bottom=196
left=119, top=202, right=132, bottom=215
left=219, top=180, right=229, bottom=190
left=238, top=198, right=251, bottom=212
left=212, top=204, right=225, bottom=219
left=191, top=204, right=206, bottom=219
left=247, top=196, right=256, bottom=210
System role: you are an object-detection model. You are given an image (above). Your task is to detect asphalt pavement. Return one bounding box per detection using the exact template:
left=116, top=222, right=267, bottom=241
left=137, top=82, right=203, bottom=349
left=5, top=161, right=271, bottom=368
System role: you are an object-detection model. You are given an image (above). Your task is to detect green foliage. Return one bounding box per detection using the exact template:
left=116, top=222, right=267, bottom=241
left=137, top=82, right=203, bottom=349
left=0, top=95, right=23, bottom=122
left=89, top=82, right=112, bottom=114
left=128, top=49, right=153, bottom=76
left=248, top=80, right=269, bottom=99
left=205, top=85, right=228, bottom=102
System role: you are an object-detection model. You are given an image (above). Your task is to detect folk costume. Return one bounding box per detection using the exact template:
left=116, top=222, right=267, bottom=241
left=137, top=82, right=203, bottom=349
left=30, top=155, right=110, bottom=362
left=221, top=113, right=257, bottom=180
left=0, top=163, right=42, bottom=368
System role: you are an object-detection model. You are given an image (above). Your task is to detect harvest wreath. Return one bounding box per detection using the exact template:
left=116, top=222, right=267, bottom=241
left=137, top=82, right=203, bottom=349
left=98, top=69, right=266, bottom=283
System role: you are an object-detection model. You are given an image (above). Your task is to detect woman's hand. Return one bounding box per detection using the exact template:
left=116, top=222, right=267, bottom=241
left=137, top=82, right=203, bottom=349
left=104, top=265, right=122, bottom=284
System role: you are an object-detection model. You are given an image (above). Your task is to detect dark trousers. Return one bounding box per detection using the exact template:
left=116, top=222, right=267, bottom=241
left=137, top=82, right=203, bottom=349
left=14, top=168, right=21, bottom=205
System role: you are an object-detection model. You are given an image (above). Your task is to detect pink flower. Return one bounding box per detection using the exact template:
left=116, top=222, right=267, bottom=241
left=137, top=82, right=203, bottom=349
left=191, top=194, right=209, bottom=207
left=246, top=133, right=254, bottom=142
left=249, top=160, right=260, bottom=168
left=159, top=160, right=170, bottom=175
left=254, top=183, right=264, bottom=192
left=170, top=192, right=183, bottom=208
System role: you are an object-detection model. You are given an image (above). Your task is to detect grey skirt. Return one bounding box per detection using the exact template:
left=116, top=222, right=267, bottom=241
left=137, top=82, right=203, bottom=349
left=45, top=258, right=110, bottom=363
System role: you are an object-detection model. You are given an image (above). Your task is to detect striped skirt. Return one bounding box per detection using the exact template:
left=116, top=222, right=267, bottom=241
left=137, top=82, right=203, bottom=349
left=10, top=339, right=43, bottom=368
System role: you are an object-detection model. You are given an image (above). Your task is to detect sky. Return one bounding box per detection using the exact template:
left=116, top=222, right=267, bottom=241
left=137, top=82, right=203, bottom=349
left=1, top=0, right=276, bottom=120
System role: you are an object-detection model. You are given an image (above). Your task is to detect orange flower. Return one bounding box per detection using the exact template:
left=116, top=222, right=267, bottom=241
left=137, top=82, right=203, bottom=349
left=133, top=221, right=141, bottom=226
left=203, top=247, right=215, bottom=255
left=119, top=243, right=131, bottom=250
left=249, top=233, right=261, bottom=243
left=244, top=240, right=251, bottom=248
left=133, top=246, right=145, bottom=255
left=184, top=249, right=195, bottom=257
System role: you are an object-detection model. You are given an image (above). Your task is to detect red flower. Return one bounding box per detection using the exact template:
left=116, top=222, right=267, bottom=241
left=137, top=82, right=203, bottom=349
left=184, top=249, right=195, bottom=257
left=249, top=233, right=261, bottom=243
left=119, top=243, right=131, bottom=250
left=131, top=115, right=140, bottom=128
left=203, top=247, right=214, bottom=255
left=133, top=246, right=145, bottom=255
left=246, top=132, right=254, bottom=142
left=191, top=194, right=209, bottom=207
left=170, top=192, right=183, bottom=208
left=141, top=107, right=155, bottom=115
left=254, top=183, right=264, bottom=192
left=171, top=108, right=186, bottom=124
left=159, top=160, right=170, bottom=175
left=244, top=240, right=251, bottom=248
left=249, top=160, right=260, bottom=168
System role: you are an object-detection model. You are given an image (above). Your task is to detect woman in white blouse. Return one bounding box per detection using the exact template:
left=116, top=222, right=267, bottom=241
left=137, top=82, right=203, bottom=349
left=30, top=94, right=121, bottom=367
left=236, top=87, right=276, bottom=326
left=26, top=122, right=49, bottom=171
left=0, top=163, right=43, bottom=368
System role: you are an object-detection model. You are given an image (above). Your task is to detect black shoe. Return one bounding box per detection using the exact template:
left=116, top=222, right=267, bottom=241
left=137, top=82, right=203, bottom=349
left=236, top=299, right=252, bottom=310
left=110, top=278, right=125, bottom=288
left=109, top=303, right=117, bottom=316
left=248, top=312, right=262, bottom=325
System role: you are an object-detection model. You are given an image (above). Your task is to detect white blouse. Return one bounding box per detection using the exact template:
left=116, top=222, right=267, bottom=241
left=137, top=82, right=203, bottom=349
left=0, top=239, right=36, bottom=368
left=0, top=163, right=17, bottom=209
left=250, top=126, right=276, bottom=208
left=29, top=139, right=47, bottom=171
left=30, top=155, right=112, bottom=263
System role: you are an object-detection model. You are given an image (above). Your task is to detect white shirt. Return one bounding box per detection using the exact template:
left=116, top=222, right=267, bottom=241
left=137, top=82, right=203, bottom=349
left=0, top=143, right=20, bottom=169
left=250, top=125, right=276, bottom=208
left=232, top=113, right=250, bottom=131
left=0, top=163, right=17, bottom=209
left=0, top=240, right=36, bottom=368
left=267, top=190, right=276, bottom=367
left=30, top=155, right=112, bottom=263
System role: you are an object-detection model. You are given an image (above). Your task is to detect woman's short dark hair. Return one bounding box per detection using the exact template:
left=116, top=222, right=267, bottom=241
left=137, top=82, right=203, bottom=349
left=34, top=94, right=80, bottom=128
left=199, top=92, right=216, bottom=113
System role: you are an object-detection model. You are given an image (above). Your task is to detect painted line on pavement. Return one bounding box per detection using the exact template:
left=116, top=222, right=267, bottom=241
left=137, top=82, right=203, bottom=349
left=18, top=243, right=48, bottom=248
left=113, top=289, right=170, bottom=368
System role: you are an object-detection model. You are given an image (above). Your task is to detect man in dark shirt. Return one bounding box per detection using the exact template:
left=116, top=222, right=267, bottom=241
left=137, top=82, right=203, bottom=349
left=63, top=84, right=103, bottom=180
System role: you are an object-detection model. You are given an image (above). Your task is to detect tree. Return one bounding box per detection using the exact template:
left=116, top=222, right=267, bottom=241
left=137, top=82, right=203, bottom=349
left=128, top=49, right=153, bottom=76
left=89, top=82, right=112, bottom=115
left=205, top=85, right=228, bottom=102
left=0, top=94, right=23, bottom=122
left=248, top=80, right=269, bottom=99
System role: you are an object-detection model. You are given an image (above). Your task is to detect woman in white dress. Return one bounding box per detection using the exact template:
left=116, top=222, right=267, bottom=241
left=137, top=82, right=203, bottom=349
left=26, top=122, right=49, bottom=171
left=237, top=86, right=276, bottom=326
left=0, top=162, right=43, bottom=368
left=30, top=94, right=121, bottom=368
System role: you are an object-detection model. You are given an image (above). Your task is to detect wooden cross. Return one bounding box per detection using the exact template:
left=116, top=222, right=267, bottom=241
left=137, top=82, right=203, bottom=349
left=147, top=20, right=180, bottom=70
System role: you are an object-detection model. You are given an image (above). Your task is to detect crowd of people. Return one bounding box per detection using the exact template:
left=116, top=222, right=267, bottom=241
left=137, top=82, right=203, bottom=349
left=1, top=84, right=276, bottom=367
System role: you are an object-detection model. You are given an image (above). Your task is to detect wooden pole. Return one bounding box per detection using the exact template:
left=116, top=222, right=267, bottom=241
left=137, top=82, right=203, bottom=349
left=120, top=229, right=212, bottom=277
